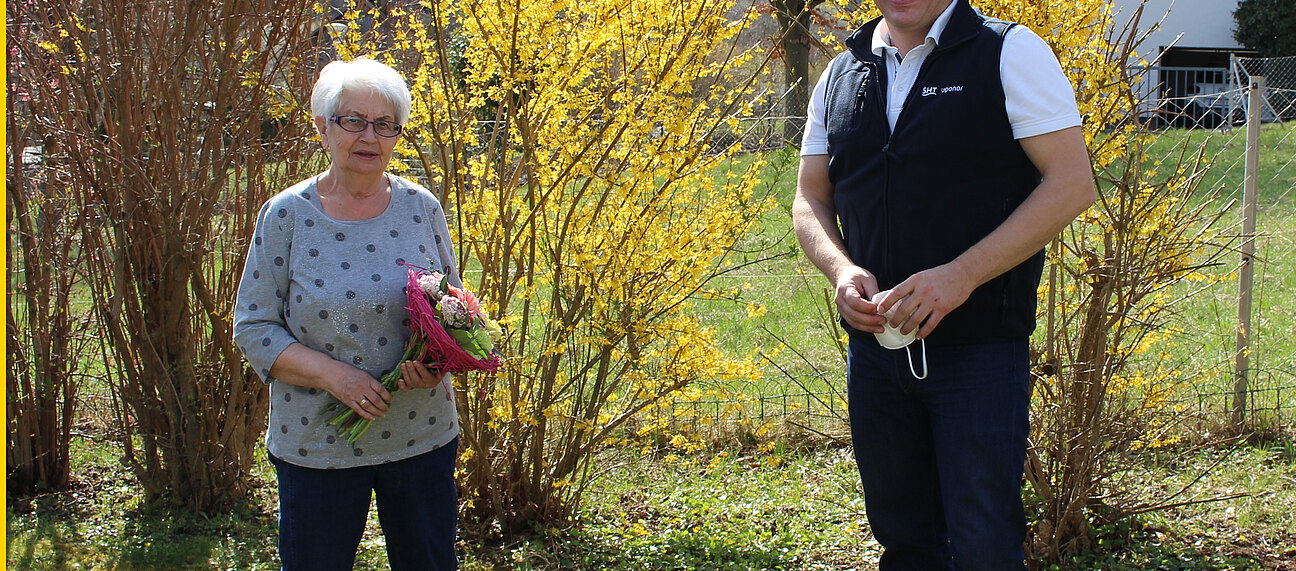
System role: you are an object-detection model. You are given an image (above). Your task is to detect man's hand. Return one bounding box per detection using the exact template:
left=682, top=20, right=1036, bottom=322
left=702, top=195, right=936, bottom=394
left=835, top=266, right=887, bottom=333
left=876, top=260, right=978, bottom=339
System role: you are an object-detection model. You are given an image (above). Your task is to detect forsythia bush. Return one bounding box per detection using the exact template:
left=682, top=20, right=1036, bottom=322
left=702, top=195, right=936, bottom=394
left=978, top=0, right=1234, bottom=562
left=334, top=0, right=774, bottom=529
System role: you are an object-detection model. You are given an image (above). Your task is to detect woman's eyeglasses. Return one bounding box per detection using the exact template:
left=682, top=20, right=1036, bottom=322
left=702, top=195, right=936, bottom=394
left=331, top=115, right=402, bottom=138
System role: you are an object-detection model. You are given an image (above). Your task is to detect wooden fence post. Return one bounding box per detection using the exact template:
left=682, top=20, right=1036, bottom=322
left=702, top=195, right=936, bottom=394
left=1232, top=76, right=1263, bottom=430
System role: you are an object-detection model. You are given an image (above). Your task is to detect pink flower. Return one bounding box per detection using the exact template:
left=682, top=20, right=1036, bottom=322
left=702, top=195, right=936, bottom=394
left=324, top=265, right=501, bottom=444
left=448, top=286, right=482, bottom=319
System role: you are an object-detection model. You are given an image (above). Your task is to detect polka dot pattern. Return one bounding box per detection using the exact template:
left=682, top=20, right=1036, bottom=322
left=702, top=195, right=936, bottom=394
left=242, top=178, right=461, bottom=467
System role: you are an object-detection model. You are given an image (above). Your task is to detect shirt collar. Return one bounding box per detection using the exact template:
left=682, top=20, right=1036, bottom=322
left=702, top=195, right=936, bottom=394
left=870, top=0, right=960, bottom=57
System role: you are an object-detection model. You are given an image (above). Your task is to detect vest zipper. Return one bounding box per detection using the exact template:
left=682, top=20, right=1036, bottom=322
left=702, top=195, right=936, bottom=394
left=883, top=48, right=943, bottom=285
left=874, top=58, right=893, bottom=284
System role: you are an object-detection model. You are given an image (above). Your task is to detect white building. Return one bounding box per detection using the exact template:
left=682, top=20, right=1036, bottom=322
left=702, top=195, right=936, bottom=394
left=1110, top=0, right=1258, bottom=127
left=1112, top=0, right=1244, bottom=63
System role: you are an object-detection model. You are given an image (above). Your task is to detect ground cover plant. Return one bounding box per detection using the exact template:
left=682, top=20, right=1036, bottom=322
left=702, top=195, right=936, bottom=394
left=8, top=432, right=1296, bottom=570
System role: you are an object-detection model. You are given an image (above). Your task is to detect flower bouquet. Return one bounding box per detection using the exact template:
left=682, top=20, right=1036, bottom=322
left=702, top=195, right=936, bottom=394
left=324, top=263, right=503, bottom=443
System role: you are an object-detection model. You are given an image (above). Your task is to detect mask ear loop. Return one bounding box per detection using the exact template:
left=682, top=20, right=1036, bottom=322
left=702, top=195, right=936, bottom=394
left=904, top=338, right=928, bottom=380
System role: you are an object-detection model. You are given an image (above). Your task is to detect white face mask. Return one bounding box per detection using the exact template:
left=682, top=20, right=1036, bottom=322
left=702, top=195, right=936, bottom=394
left=872, top=289, right=928, bottom=380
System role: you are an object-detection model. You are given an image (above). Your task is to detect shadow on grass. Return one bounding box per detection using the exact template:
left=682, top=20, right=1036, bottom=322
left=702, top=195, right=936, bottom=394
left=105, top=500, right=279, bottom=571
left=1058, top=530, right=1296, bottom=571
left=6, top=476, right=279, bottom=571
left=7, top=514, right=82, bottom=570
left=464, top=526, right=804, bottom=571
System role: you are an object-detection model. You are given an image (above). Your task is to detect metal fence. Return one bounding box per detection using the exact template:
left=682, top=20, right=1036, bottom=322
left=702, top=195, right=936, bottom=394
left=671, top=55, right=1296, bottom=438
left=1135, top=55, right=1296, bottom=128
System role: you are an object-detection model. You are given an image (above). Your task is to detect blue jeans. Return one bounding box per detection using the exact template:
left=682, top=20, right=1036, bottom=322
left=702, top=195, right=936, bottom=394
left=847, top=337, right=1030, bottom=571
left=269, top=437, right=459, bottom=571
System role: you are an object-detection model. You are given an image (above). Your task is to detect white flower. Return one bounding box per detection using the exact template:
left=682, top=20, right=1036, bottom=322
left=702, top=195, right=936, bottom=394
left=418, top=272, right=444, bottom=297
left=439, top=295, right=471, bottom=328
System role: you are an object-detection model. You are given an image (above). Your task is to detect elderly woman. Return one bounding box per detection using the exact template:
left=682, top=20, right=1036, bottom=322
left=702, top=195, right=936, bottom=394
left=233, top=58, right=460, bottom=570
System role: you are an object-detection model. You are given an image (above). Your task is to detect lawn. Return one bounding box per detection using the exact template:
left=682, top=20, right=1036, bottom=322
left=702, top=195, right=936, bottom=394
left=696, top=121, right=1296, bottom=427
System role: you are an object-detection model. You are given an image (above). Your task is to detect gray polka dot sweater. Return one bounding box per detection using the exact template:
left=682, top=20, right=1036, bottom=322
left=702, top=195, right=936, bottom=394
left=233, top=173, right=461, bottom=469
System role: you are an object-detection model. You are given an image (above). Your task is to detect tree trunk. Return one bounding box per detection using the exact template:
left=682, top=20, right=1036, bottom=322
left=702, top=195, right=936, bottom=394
left=773, top=0, right=824, bottom=143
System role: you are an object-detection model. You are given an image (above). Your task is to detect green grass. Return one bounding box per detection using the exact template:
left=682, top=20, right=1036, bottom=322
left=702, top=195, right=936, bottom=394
left=1141, top=123, right=1296, bottom=422
left=10, top=436, right=1295, bottom=570
left=1142, top=121, right=1296, bottom=209
left=694, top=148, right=846, bottom=398
left=690, top=123, right=1296, bottom=428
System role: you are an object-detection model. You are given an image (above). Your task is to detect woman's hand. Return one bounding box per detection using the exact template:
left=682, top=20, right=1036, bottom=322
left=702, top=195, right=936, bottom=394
left=397, top=361, right=447, bottom=391
left=326, top=362, right=392, bottom=421
left=268, top=343, right=393, bottom=420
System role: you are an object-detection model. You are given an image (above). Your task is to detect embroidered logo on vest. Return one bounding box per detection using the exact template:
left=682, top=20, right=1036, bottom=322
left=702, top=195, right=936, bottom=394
left=922, top=85, right=966, bottom=97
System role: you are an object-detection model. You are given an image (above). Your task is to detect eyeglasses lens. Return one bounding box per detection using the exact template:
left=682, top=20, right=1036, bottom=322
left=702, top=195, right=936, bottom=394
left=335, top=116, right=401, bottom=138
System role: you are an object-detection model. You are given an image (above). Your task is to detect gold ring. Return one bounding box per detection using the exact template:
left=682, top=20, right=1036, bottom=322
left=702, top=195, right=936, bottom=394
left=360, top=398, right=369, bottom=406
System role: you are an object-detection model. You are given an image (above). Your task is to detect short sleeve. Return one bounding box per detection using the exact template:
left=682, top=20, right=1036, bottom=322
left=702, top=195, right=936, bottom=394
left=1001, top=26, right=1083, bottom=139
left=233, top=196, right=299, bottom=382
left=800, top=67, right=833, bottom=156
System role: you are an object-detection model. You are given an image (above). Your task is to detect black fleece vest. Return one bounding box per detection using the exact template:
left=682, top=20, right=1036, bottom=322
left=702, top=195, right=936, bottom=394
left=825, top=1, right=1044, bottom=344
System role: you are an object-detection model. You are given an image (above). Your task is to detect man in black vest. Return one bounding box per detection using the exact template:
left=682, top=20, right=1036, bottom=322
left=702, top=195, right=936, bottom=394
left=791, top=0, right=1095, bottom=568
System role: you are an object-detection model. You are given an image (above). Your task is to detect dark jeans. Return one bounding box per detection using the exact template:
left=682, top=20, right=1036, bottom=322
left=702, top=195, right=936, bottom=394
left=269, top=437, right=459, bottom=571
left=847, top=337, right=1030, bottom=571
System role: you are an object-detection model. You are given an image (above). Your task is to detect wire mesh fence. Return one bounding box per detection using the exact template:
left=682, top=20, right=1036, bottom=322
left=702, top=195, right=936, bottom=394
left=663, top=55, right=1296, bottom=440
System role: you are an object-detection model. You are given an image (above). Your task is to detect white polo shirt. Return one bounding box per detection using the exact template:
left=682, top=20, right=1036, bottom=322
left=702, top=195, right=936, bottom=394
left=800, top=1, right=1082, bottom=156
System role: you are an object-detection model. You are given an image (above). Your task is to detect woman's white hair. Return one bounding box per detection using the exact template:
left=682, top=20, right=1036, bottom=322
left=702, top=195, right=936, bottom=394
left=310, top=58, right=412, bottom=126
